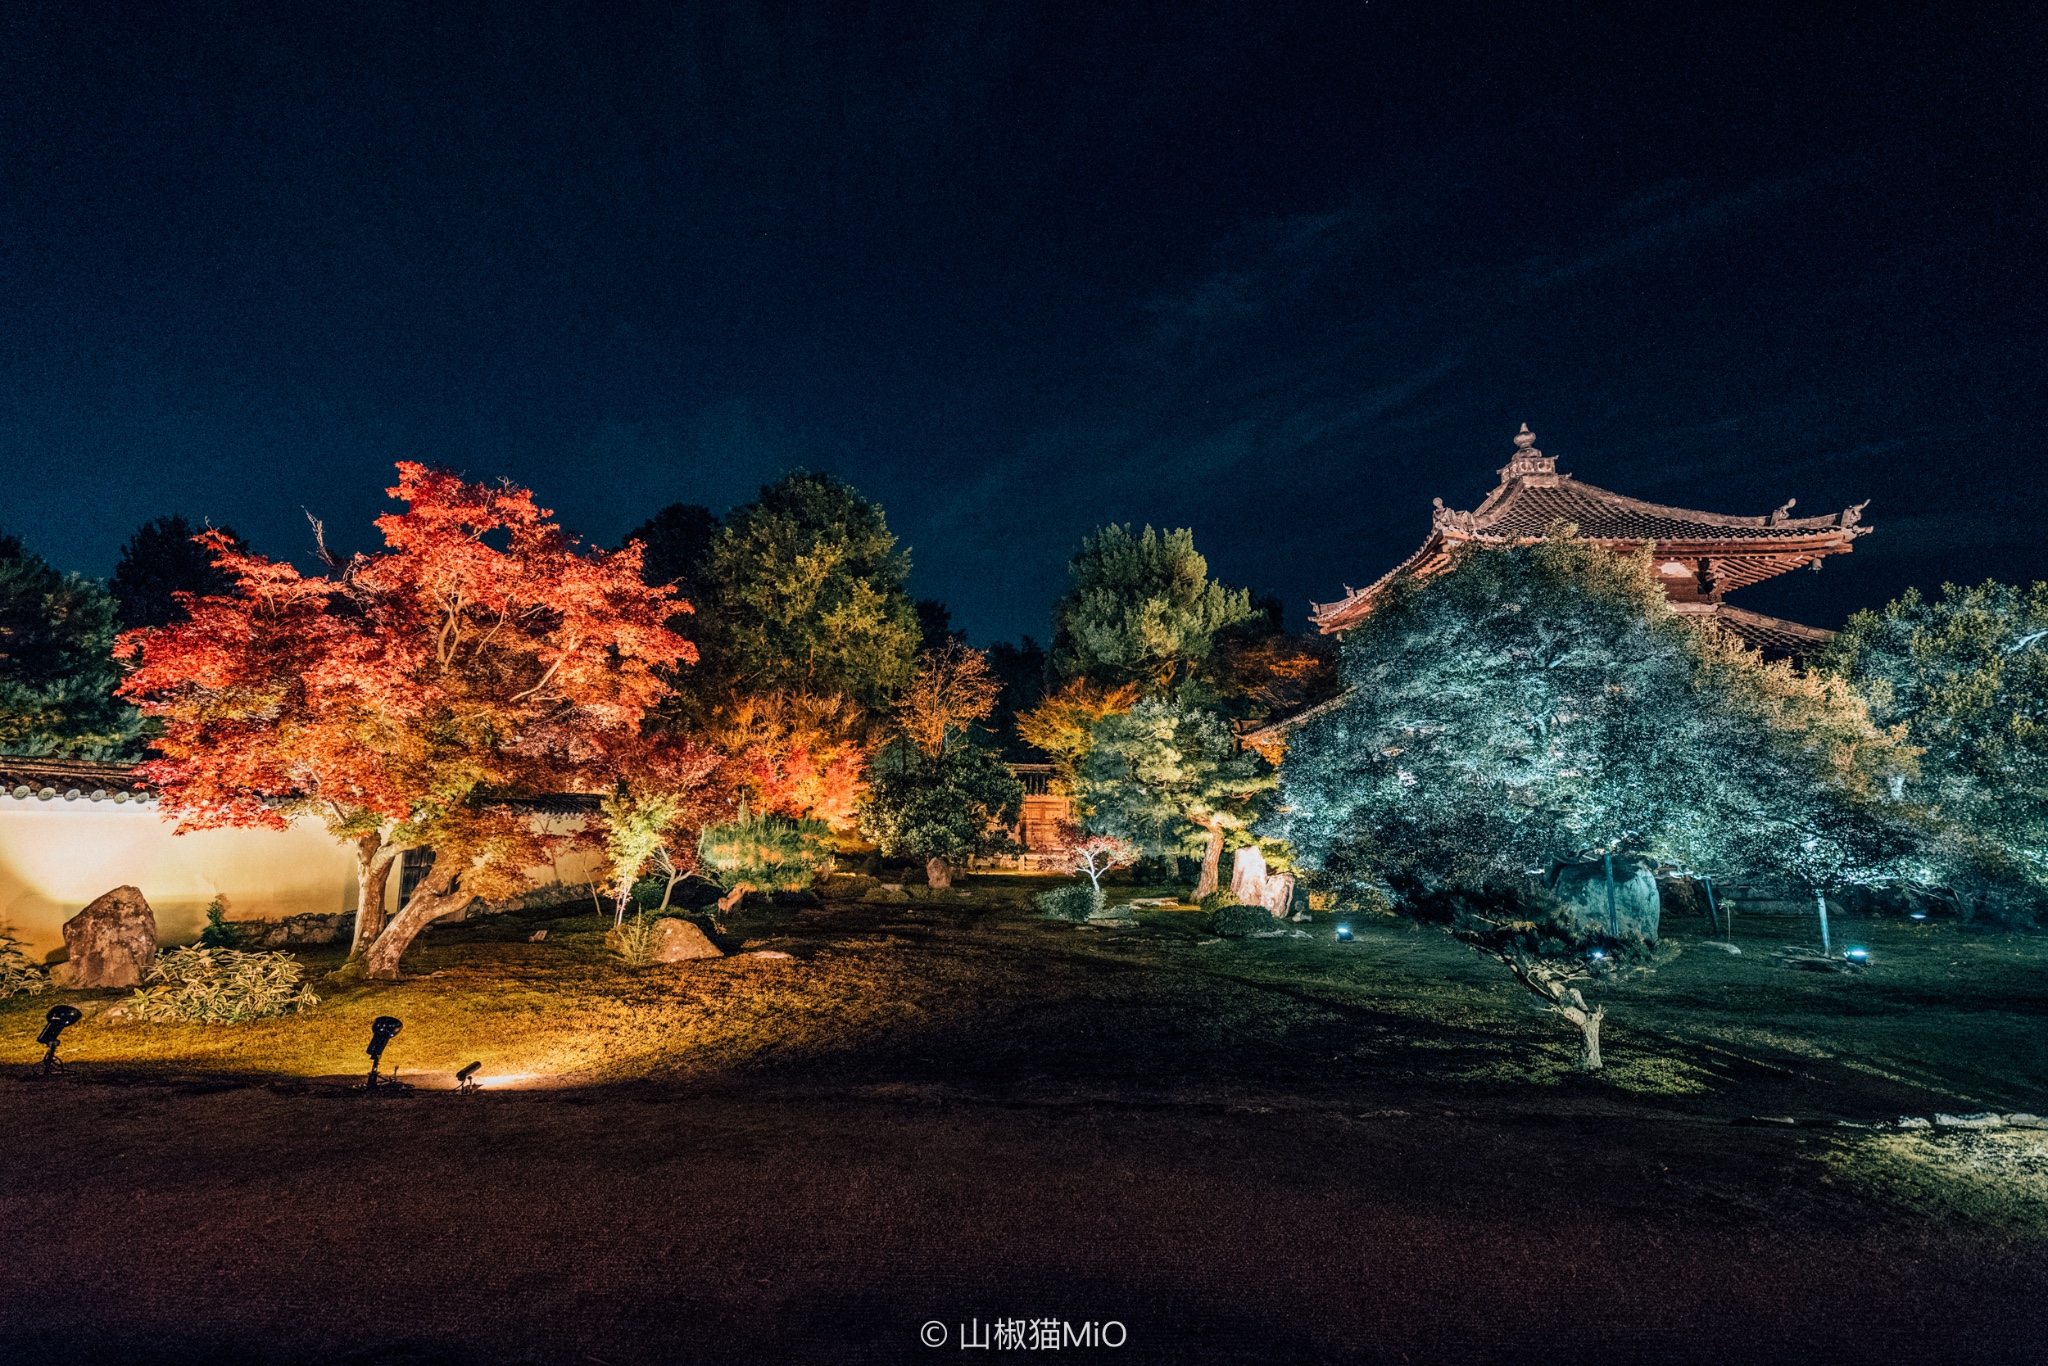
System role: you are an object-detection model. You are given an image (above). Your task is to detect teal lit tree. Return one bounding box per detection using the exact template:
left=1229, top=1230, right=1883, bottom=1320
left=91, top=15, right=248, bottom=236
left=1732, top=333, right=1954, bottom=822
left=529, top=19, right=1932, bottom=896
left=1820, top=580, right=2048, bottom=917
left=1275, top=530, right=1923, bottom=1066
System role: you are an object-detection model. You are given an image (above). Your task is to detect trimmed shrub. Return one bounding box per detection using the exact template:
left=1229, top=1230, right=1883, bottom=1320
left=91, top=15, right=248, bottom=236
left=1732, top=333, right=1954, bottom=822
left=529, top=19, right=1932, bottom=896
left=1199, top=889, right=1241, bottom=914
left=1212, top=903, right=1277, bottom=938
left=1036, top=884, right=1102, bottom=922
left=820, top=874, right=882, bottom=901
left=126, top=947, right=319, bottom=1023
left=0, top=935, right=49, bottom=999
left=611, top=912, right=659, bottom=968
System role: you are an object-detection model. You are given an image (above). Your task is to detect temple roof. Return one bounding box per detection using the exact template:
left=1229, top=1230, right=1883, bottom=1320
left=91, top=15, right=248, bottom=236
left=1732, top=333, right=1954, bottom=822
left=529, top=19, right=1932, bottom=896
left=1312, top=425, right=1871, bottom=634
left=1675, top=603, right=1835, bottom=660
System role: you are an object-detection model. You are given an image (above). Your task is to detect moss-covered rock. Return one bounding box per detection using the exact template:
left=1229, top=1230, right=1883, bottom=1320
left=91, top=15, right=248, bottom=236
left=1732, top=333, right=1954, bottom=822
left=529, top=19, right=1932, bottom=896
left=1212, top=903, right=1279, bottom=938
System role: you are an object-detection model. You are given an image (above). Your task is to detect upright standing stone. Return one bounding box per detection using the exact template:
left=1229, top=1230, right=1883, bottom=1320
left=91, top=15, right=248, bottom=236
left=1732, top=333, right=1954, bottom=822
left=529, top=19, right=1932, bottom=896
left=50, top=886, right=158, bottom=988
left=1229, top=846, right=1269, bottom=906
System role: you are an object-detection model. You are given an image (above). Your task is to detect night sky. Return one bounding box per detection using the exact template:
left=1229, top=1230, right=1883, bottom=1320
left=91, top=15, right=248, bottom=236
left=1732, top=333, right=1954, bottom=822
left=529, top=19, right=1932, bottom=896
left=3, top=3, right=2043, bottom=643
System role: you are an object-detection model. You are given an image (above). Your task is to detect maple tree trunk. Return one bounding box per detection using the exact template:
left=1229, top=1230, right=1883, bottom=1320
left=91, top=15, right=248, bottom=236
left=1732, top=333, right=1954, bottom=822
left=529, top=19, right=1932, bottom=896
left=348, top=837, right=399, bottom=961
left=925, top=856, right=953, bottom=889
left=716, top=882, right=752, bottom=913
left=363, top=864, right=473, bottom=980
left=1192, top=822, right=1225, bottom=901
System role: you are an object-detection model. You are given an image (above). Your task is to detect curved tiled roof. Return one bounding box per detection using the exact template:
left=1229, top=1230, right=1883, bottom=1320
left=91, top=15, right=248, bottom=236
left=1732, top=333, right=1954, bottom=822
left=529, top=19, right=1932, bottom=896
left=1312, top=425, right=1871, bottom=635
left=1683, top=604, right=1834, bottom=661
left=1467, top=478, right=1866, bottom=542
left=0, top=755, right=602, bottom=815
left=0, top=757, right=156, bottom=804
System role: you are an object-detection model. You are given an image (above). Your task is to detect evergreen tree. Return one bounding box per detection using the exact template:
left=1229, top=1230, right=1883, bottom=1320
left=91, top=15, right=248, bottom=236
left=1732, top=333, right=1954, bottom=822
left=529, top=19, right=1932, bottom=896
left=621, top=503, right=719, bottom=625
left=986, top=636, right=1048, bottom=761
left=0, top=532, right=140, bottom=758
left=1274, top=531, right=1924, bottom=1068
left=1078, top=696, right=1273, bottom=899
left=699, top=471, right=921, bottom=711
left=1819, top=580, right=2048, bottom=911
left=111, top=515, right=246, bottom=631
left=696, top=798, right=836, bottom=911
left=1275, top=531, right=1920, bottom=901
left=1048, top=524, right=1254, bottom=690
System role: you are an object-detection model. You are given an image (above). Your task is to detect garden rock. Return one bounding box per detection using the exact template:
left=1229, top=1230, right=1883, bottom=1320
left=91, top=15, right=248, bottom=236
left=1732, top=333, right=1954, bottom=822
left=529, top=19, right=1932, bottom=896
left=1212, top=903, right=1277, bottom=938
left=50, top=885, right=158, bottom=988
left=647, top=918, right=722, bottom=963
left=1085, top=905, right=1138, bottom=927
left=1550, top=854, right=1660, bottom=940
left=1229, top=846, right=1297, bottom=918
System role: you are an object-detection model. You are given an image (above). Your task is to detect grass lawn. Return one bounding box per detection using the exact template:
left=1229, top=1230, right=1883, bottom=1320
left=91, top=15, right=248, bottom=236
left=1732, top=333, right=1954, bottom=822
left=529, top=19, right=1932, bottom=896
left=5, top=879, right=2046, bottom=1362
left=6, top=879, right=2044, bottom=1196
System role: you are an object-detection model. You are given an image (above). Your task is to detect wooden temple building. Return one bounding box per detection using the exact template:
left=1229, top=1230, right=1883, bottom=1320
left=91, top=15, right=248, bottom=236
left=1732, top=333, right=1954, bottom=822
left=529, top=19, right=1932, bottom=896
left=1309, top=424, right=1871, bottom=658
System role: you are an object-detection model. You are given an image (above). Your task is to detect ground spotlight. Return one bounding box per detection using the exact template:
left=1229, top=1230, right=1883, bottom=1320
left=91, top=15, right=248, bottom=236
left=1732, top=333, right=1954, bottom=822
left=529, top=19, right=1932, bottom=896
left=35, top=1004, right=82, bottom=1076
left=1588, top=948, right=1607, bottom=961
left=1845, top=946, right=1870, bottom=963
left=455, top=1060, right=482, bottom=1093
left=1909, top=911, right=1927, bottom=921
left=362, top=1015, right=405, bottom=1091
left=1334, top=924, right=1352, bottom=942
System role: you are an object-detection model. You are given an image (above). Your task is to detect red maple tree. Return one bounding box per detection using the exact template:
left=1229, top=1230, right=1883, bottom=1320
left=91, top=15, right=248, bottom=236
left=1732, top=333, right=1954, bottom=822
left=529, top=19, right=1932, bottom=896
left=118, top=464, right=704, bottom=978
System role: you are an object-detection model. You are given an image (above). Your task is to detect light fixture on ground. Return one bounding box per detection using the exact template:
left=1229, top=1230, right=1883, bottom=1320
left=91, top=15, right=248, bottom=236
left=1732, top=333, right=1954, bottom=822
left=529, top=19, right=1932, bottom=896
left=35, top=1004, right=82, bottom=1076
left=455, top=1061, right=482, bottom=1094
left=1334, top=924, right=1352, bottom=942
left=1845, top=946, right=1870, bottom=964
left=362, top=1015, right=405, bottom=1092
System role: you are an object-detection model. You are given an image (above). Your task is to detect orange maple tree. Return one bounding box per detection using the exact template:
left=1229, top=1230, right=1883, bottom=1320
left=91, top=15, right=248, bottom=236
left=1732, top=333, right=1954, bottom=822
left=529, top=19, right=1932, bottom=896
left=117, top=464, right=704, bottom=978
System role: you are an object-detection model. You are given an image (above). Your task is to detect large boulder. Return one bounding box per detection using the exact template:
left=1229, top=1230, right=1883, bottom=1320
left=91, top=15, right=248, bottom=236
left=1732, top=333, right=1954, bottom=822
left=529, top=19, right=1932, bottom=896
left=50, top=886, right=158, bottom=988
left=1549, top=855, right=1661, bottom=941
left=1228, top=846, right=1297, bottom=919
left=647, top=917, right=723, bottom=963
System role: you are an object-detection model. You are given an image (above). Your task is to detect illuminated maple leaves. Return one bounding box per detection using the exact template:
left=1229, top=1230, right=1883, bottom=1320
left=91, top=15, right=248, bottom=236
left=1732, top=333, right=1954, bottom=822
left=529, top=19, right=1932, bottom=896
left=118, top=464, right=704, bottom=975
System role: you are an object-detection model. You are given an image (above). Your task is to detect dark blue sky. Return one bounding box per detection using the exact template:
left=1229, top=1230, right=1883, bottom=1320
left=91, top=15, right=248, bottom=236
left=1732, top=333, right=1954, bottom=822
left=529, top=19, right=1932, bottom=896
left=3, top=2, right=2043, bottom=643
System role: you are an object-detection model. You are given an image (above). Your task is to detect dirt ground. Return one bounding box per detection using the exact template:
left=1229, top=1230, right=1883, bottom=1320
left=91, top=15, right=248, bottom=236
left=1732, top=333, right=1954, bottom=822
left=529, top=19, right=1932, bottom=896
left=3, top=891, right=2045, bottom=1363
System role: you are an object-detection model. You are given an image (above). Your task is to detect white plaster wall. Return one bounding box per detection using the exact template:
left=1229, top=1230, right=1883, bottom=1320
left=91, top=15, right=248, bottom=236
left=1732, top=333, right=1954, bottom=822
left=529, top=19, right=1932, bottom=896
left=0, top=795, right=611, bottom=962
left=0, top=795, right=357, bottom=961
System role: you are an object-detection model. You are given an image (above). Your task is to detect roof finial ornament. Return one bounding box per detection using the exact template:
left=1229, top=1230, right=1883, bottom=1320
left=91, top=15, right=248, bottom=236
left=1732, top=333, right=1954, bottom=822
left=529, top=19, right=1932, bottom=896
left=1499, top=422, right=1557, bottom=480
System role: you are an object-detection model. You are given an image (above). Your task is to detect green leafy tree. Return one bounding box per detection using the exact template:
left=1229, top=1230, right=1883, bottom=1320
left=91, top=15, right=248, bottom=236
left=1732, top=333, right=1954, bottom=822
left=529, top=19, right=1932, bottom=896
left=699, top=471, right=921, bottom=711
left=1078, top=696, right=1274, bottom=899
left=0, top=532, right=141, bottom=758
left=622, top=503, right=719, bottom=625
left=1819, top=580, right=2048, bottom=914
left=860, top=743, right=1024, bottom=888
left=1049, top=524, right=1255, bottom=691
left=111, top=515, right=247, bottom=631
left=858, top=643, right=1023, bottom=887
